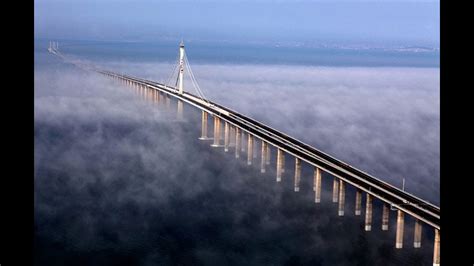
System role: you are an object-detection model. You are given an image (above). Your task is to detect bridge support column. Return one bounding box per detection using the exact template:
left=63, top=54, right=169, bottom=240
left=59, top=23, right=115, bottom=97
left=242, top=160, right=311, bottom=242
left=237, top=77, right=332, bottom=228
left=382, top=204, right=389, bottom=231
left=145, top=87, right=149, bottom=101
left=332, top=178, right=339, bottom=203
left=314, top=167, right=322, bottom=203
left=276, top=149, right=283, bottom=182
left=365, top=193, right=373, bottom=231
left=235, top=128, right=241, bottom=158
left=224, top=122, right=230, bottom=152
left=433, top=229, right=440, bottom=266
left=241, top=132, right=246, bottom=152
left=247, top=134, right=253, bottom=165
left=199, top=111, right=208, bottom=140
left=260, top=141, right=267, bottom=173
left=266, top=146, right=270, bottom=165
left=253, top=139, right=258, bottom=159
left=177, top=100, right=183, bottom=120
left=294, top=157, right=301, bottom=192
left=338, top=180, right=345, bottom=216
left=355, top=189, right=362, bottom=215
left=395, top=210, right=405, bottom=248
left=413, top=219, right=422, bottom=248
left=211, top=117, right=221, bottom=147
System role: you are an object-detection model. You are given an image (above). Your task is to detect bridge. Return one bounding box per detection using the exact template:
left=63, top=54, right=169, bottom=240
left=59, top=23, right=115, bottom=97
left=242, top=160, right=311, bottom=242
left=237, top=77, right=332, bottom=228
left=48, top=40, right=441, bottom=266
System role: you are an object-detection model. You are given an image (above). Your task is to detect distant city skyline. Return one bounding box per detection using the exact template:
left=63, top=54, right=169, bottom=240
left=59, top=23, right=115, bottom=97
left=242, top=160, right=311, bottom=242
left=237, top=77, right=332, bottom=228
left=35, top=0, right=439, bottom=48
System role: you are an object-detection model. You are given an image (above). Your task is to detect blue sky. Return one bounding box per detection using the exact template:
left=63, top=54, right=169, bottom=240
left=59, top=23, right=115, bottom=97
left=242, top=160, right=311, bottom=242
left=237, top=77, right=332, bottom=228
left=35, top=0, right=439, bottom=47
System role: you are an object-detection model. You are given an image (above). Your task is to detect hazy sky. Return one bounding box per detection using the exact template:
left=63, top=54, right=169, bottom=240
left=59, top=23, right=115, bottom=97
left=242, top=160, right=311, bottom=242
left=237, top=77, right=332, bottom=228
left=35, top=0, right=439, bottom=47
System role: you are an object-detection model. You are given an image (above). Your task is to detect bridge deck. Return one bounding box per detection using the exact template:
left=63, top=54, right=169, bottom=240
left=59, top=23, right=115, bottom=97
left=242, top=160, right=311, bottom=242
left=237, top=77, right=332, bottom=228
left=100, top=70, right=440, bottom=230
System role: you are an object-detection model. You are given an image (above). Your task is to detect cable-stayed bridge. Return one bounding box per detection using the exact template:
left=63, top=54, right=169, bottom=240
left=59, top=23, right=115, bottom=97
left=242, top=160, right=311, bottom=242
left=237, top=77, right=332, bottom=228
left=47, top=41, right=441, bottom=266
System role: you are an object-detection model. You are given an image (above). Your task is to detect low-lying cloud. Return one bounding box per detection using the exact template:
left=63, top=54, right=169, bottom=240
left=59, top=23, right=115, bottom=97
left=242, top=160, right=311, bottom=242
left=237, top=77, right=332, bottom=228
left=34, top=52, right=439, bottom=265
left=99, top=60, right=440, bottom=203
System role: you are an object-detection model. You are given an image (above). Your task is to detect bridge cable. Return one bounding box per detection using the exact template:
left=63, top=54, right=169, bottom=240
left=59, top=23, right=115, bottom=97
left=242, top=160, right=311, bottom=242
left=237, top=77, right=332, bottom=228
left=183, top=51, right=210, bottom=104
left=165, top=53, right=180, bottom=89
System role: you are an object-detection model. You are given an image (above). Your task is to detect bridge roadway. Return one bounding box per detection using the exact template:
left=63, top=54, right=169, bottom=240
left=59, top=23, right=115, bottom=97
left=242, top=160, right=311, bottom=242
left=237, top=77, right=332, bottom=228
left=99, top=69, right=440, bottom=230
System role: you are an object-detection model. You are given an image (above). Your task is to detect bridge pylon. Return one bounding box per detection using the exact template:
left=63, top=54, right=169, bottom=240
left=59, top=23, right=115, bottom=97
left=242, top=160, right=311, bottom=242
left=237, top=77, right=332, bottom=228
left=178, top=40, right=185, bottom=95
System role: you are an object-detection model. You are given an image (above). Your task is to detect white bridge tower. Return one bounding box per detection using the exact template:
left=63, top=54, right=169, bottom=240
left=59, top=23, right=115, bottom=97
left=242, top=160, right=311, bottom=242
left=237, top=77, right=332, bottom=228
left=178, top=41, right=185, bottom=94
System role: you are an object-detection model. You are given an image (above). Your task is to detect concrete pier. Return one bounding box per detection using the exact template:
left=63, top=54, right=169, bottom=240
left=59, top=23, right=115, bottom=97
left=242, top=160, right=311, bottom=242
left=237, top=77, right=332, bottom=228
left=199, top=111, right=208, bottom=140
left=211, top=117, right=221, bottom=147
left=247, top=134, right=253, bottom=165
left=241, top=132, right=246, bottom=152
left=166, top=94, right=171, bottom=108
left=365, top=193, right=373, bottom=231
left=332, top=178, right=339, bottom=203
left=235, top=128, right=241, bottom=158
left=355, top=189, right=362, bottom=215
left=253, top=139, right=258, bottom=159
left=413, top=219, right=422, bottom=248
left=395, top=210, right=405, bottom=249
left=265, top=146, right=271, bottom=165
left=224, top=122, right=230, bottom=152
left=260, top=141, right=267, bottom=173
left=382, top=203, right=389, bottom=231
left=314, top=167, right=322, bottom=203
left=276, top=149, right=283, bottom=182
left=177, top=100, right=183, bottom=120
left=229, top=126, right=235, bottom=147
left=338, top=180, right=345, bottom=216
left=433, top=229, right=440, bottom=266
left=294, top=157, right=301, bottom=192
